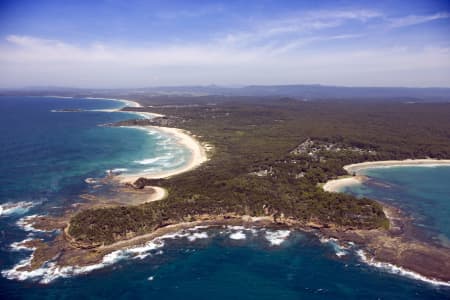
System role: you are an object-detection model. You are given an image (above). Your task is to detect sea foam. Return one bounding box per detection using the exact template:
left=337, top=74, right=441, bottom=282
left=229, top=231, right=247, bottom=240
left=356, top=250, right=450, bottom=287
left=319, top=237, right=349, bottom=257
left=10, top=238, right=37, bottom=252
left=0, top=201, right=36, bottom=217
left=16, top=215, right=51, bottom=233
left=134, top=156, right=169, bottom=165
left=226, top=226, right=259, bottom=240
left=2, top=227, right=213, bottom=284
left=187, top=232, right=209, bottom=242
left=264, top=230, right=291, bottom=246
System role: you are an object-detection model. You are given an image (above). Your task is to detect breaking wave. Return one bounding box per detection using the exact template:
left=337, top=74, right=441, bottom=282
left=0, top=201, right=36, bottom=217
left=133, top=155, right=172, bottom=165
left=1, top=225, right=297, bottom=284
left=10, top=238, right=37, bottom=252
left=319, top=237, right=350, bottom=257
left=229, top=231, right=246, bottom=240
left=264, top=230, right=291, bottom=246
left=16, top=215, right=52, bottom=233
left=226, top=226, right=258, bottom=240
left=2, top=226, right=210, bottom=284
left=356, top=250, right=450, bottom=287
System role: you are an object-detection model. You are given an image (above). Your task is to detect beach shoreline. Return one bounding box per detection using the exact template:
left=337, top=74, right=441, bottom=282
left=39, top=95, right=143, bottom=108
left=320, top=159, right=450, bottom=285
left=81, top=97, right=142, bottom=108
left=322, top=159, right=450, bottom=193
left=85, top=97, right=208, bottom=184
left=116, top=126, right=209, bottom=184
left=145, top=186, right=167, bottom=202
left=55, top=96, right=207, bottom=185
left=322, top=175, right=367, bottom=193
left=344, top=159, right=450, bottom=174
left=49, top=95, right=209, bottom=195
left=5, top=97, right=449, bottom=287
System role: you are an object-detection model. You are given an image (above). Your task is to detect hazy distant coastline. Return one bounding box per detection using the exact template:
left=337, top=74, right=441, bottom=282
left=1, top=84, right=450, bottom=102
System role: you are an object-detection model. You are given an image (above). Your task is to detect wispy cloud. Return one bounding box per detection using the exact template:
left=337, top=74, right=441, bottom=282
left=2, top=35, right=258, bottom=65
left=155, top=4, right=225, bottom=20
left=388, top=12, right=450, bottom=28
left=268, top=34, right=364, bottom=55
left=218, top=9, right=382, bottom=48
left=1, top=34, right=449, bottom=87
left=1, top=6, right=449, bottom=88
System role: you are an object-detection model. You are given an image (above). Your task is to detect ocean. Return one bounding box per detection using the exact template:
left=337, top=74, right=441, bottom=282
left=341, top=166, right=450, bottom=248
left=0, top=96, right=449, bottom=299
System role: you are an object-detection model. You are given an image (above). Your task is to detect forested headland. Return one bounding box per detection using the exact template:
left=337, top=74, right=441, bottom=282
left=69, top=99, right=450, bottom=246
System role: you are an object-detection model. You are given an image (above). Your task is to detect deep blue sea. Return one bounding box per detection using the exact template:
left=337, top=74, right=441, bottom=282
left=0, top=96, right=449, bottom=299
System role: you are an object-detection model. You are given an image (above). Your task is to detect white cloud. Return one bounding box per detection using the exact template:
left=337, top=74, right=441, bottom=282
left=2, top=35, right=260, bottom=65
left=388, top=12, right=450, bottom=28
left=217, top=9, right=381, bottom=48
left=269, top=34, right=364, bottom=54
left=304, top=9, right=383, bottom=21
left=1, top=34, right=449, bottom=88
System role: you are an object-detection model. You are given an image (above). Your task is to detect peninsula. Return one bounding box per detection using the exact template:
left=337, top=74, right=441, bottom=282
left=14, top=98, right=450, bottom=284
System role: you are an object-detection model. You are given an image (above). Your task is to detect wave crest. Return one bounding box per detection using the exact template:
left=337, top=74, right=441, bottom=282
left=264, top=230, right=291, bottom=246
left=356, top=249, right=450, bottom=287
left=2, top=226, right=211, bottom=284
left=0, top=201, right=36, bottom=217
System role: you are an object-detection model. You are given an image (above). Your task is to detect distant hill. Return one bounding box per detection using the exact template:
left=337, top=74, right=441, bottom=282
left=1, top=84, right=449, bottom=102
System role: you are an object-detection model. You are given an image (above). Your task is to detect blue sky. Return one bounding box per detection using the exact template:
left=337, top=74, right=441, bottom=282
left=0, top=0, right=449, bottom=87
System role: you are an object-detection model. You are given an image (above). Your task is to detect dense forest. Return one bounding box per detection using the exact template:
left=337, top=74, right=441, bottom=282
left=69, top=99, right=450, bottom=246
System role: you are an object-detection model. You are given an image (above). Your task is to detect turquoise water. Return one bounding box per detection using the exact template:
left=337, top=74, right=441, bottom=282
left=342, top=166, right=450, bottom=247
left=0, top=96, right=190, bottom=206
left=0, top=97, right=449, bottom=299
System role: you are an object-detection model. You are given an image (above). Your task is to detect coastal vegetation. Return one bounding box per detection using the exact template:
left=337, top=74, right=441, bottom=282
left=69, top=99, right=450, bottom=246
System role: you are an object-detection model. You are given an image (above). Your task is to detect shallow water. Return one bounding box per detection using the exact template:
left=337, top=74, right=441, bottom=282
left=342, top=166, right=450, bottom=247
left=0, top=96, right=449, bottom=299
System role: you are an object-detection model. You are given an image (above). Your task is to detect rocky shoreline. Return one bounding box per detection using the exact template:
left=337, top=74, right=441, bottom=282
left=16, top=197, right=450, bottom=284
left=8, top=113, right=450, bottom=285
left=322, top=205, right=450, bottom=283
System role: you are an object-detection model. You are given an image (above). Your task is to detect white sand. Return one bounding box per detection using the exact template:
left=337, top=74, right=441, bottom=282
left=145, top=186, right=167, bottom=202
left=323, top=159, right=450, bottom=193
left=118, top=126, right=208, bottom=184
left=84, top=97, right=142, bottom=108
left=81, top=97, right=208, bottom=197
left=46, top=95, right=207, bottom=195
left=131, top=111, right=165, bottom=119
left=344, top=159, right=450, bottom=174
left=322, top=176, right=366, bottom=193
left=41, top=95, right=143, bottom=108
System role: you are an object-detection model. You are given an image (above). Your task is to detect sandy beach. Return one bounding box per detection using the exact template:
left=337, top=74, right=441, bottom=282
left=130, top=111, right=165, bottom=119
left=146, top=186, right=167, bottom=202
left=42, top=95, right=143, bottom=108
left=79, top=97, right=208, bottom=197
left=322, top=175, right=367, bottom=193
left=322, top=159, right=450, bottom=193
left=117, top=126, right=208, bottom=184
left=84, top=97, right=142, bottom=108
left=344, top=159, right=450, bottom=174
left=48, top=95, right=206, bottom=197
